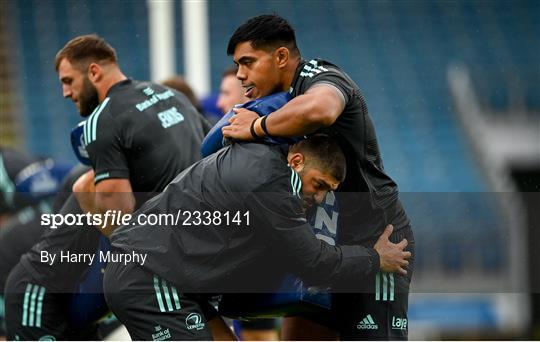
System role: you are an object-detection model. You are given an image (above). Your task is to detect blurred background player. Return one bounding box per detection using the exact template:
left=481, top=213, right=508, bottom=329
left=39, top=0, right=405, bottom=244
left=216, top=66, right=249, bottom=115
left=0, top=147, right=73, bottom=339
left=161, top=75, right=204, bottom=114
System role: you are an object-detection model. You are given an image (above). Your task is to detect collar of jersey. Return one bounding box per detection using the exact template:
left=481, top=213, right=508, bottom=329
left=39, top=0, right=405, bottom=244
left=106, top=78, right=133, bottom=97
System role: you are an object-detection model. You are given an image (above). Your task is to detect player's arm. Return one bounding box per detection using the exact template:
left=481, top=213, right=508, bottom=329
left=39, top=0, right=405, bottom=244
left=76, top=106, right=136, bottom=237
left=93, top=178, right=135, bottom=236
left=73, top=171, right=135, bottom=237
left=222, top=84, right=345, bottom=140
left=246, top=185, right=410, bottom=287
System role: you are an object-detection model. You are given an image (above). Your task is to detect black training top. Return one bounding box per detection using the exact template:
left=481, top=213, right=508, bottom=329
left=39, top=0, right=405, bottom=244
left=110, top=143, right=380, bottom=292
left=18, top=80, right=208, bottom=291
left=84, top=79, right=209, bottom=193
left=0, top=148, right=44, bottom=213
left=289, top=59, right=410, bottom=243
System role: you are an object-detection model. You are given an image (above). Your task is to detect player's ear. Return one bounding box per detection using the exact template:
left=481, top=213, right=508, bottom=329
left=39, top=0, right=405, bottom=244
left=87, top=63, right=102, bottom=83
left=288, top=153, right=305, bottom=172
left=275, top=47, right=289, bottom=68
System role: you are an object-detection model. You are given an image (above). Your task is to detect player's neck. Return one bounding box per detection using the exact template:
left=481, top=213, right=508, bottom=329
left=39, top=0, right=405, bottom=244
left=283, top=58, right=301, bottom=90
left=98, top=68, right=127, bottom=101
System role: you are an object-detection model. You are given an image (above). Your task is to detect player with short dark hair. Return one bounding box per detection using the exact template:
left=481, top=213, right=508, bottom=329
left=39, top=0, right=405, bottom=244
left=223, top=14, right=415, bottom=340
left=103, top=134, right=410, bottom=340
left=4, top=34, right=215, bottom=340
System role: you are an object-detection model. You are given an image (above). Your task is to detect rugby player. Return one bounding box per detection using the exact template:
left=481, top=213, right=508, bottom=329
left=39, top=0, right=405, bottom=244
left=4, top=34, right=221, bottom=340
left=223, top=15, right=415, bottom=340
left=103, top=134, right=410, bottom=340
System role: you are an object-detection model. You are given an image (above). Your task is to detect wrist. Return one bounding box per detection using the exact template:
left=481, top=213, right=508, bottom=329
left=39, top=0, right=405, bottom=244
left=367, top=247, right=381, bottom=274
left=260, top=115, right=270, bottom=136
left=254, top=117, right=266, bottom=137
left=250, top=118, right=262, bottom=139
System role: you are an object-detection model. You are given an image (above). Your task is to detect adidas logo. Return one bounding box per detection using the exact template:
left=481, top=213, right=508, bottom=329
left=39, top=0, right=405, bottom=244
left=356, top=314, right=379, bottom=330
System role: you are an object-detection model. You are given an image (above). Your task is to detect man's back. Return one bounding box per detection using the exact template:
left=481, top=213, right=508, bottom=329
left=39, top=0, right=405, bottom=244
left=110, top=143, right=301, bottom=290
left=18, top=81, right=208, bottom=290
left=85, top=79, right=208, bottom=193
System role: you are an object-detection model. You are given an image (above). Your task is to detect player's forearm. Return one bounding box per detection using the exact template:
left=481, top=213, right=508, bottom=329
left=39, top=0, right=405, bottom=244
left=262, top=94, right=336, bottom=137
left=95, top=191, right=135, bottom=236
left=277, top=224, right=379, bottom=288
left=297, top=242, right=380, bottom=288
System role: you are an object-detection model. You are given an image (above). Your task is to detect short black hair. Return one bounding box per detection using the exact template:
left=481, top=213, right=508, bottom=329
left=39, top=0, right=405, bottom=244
left=290, top=134, right=346, bottom=182
left=227, top=14, right=300, bottom=56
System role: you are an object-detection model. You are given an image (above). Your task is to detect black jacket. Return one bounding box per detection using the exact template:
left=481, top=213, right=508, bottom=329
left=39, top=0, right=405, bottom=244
left=111, top=143, right=380, bottom=292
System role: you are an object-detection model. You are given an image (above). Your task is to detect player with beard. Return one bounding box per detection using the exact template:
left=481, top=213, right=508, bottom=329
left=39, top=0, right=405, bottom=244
left=103, top=134, right=410, bottom=340
left=3, top=35, right=228, bottom=340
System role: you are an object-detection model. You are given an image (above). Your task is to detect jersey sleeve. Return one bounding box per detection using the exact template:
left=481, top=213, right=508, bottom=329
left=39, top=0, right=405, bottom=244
left=296, top=61, right=355, bottom=104
left=246, top=171, right=380, bottom=288
left=84, top=102, right=129, bottom=184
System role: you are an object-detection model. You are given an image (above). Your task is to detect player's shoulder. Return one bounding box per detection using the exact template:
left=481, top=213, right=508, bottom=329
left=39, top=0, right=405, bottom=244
left=292, top=58, right=353, bottom=90
left=105, top=80, right=165, bottom=111
left=298, top=58, right=346, bottom=78
left=220, top=143, right=290, bottom=191
left=291, top=58, right=360, bottom=103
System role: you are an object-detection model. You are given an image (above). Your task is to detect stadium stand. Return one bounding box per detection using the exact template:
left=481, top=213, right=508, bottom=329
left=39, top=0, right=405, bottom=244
left=0, top=2, right=23, bottom=148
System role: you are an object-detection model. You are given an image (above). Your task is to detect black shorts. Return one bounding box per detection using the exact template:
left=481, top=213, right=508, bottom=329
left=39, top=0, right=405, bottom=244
left=4, top=262, right=99, bottom=340
left=301, top=225, right=415, bottom=340
left=0, top=202, right=51, bottom=293
left=103, top=256, right=218, bottom=341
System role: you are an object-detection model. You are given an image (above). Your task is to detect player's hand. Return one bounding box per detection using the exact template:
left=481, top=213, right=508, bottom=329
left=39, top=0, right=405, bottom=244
left=373, top=225, right=411, bottom=275
left=221, top=107, right=259, bottom=140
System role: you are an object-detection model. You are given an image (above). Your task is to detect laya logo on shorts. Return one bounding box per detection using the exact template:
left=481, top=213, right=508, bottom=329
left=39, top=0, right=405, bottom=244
left=391, top=316, right=408, bottom=330
left=185, top=313, right=205, bottom=331
left=357, top=314, right=378, bottom=330
left=152, top=325, right=171, bottom=341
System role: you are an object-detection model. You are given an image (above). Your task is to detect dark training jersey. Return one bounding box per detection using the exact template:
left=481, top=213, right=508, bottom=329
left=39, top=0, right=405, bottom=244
left=19, top=167, right=95, bottom=292
left=111, top=143, right=380, bottom=293
left=85, top=79, right=209, bottom=193
left=289, top=59, right=410, bottom=242
left=0, top=148, right=43, bottom=214
left=18, top=80, right=208, bottom=291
